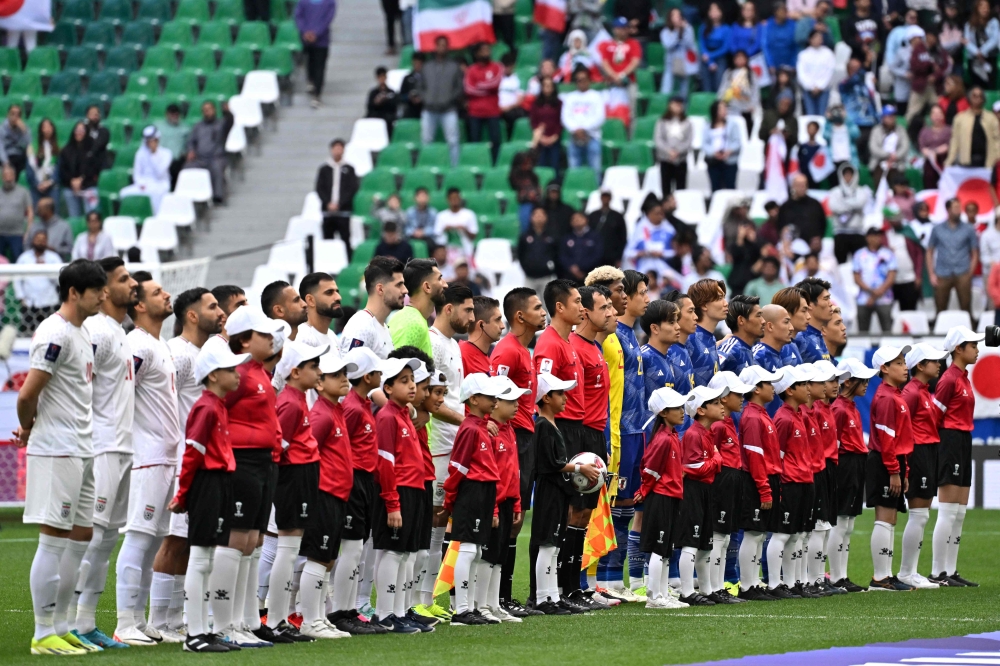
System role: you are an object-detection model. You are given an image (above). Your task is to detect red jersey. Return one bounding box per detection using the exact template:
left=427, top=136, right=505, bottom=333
left=814, top=401, right=839, bottom=463
left=463, top=61, right=503, bottom=118
left=225, top=359, right=281, bottom=460
left=493, top=422, right=521, bottom=512
left=174, top=390, right=235, bottom=510
left=491, top=334, right=536, bottom=432
left=459, top=340, right=493, bottom=377
left=443, top=414, right=500, bottom=512
left=418, top=424, right=435, bottom=482
left=375, top=400, right=424, bottom=512
left=832, top=395, right=867, bottom=455
left=934, top=363, right=975, bottom=431
left=309, top=396, right=354, bottom=501
left=738, top=402, right=778, bottom=502
left=870, top=381, right=915, bottom=474
left=639, top=424, right=683, bottom=499
left=597, top=38, right=642, bottom=81
left=275, top=385, right=320, bottom=466
left=680, top=420, right=721, bottom=484
left=570, top=332, right=610, bottom=432
left=901, top=380, right=940, bottom=445
left=774, top=403, right=814, bottom=484
left=533, top=326, right=584, bottom=421
left=343, top=389, right=377, bottom=472
left=710, top=416, right=742, bottom=470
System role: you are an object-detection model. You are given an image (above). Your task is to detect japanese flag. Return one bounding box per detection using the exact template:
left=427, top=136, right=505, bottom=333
left=0, top=0, right=52, bottom=32
left=808, top=147, right=835, bottom=184
left=748, top=53, right=772, bottom=87
left=934, top=165, right=997, bottom=224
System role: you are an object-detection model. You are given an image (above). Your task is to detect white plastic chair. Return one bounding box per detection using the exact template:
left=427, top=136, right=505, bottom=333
left=892, top=310, right=930, bottom=335
left=933, top=309, right=973, bottom=334
left=673, top=189, right=707, bottom=226
left=474, top=239, right=514, bottom=281
left=878, top=335, right=915, bottom=348
left=267, top=239, right=306, bottom=278
left=689, top=116, right=706, bottom=152
left=314, top=239, right=349, bottom=275
left=250, top=265, right=288, bottom=292
left=104, top=216, right=138, bottom=251
left=138, top=216, right=179, bottom=252
left=301, top=191, right=323, bottom=221
left=978, top=313, right=992, bottom=332
left=225, top=123, right=247, bottom=154
left=154, top=193, right=196, bottom=228
left=343, top=141, right=374, bottom=177
left=601, top=166, right=641, bottom=199
left=285, top=215, right=322, bottom=241
left=584, top=189, right=624, bottom=214
left=749, top=190, right=771, bottom=221
left=738, top=139, right=765, bottom=174
left=798, top=115, right=827, bottom=145
left=386, top=68, right=409, bottom=92
left=174, top=168, right=213, bottom=204
left=228, top=95, right=263, bottom=129
left=349, top=118, right=390, bottom=153
left=642, top=164, right=662, bottom=198
left=241, top=70, right=280, bottom=105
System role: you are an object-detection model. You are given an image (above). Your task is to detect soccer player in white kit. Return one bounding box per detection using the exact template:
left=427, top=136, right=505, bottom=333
left=17, top=259, right=108, bottom=656
left=114, top=272, right=183, bottom=646
left=297, top=271, right=343, bottom=351
left=69, top=257, right=137, bottom=649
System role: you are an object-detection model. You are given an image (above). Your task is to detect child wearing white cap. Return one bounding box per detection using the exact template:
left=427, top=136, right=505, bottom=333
left=930, top=326, right=983, bottom=588
left=866, top=345, right=916, bottom=591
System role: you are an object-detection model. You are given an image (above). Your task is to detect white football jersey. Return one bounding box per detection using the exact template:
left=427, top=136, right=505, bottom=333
left=28, top=312, right=94, bottom=457
left=167, top=335, right=201, bottom=433
left=339, top=309, right=393, bottom=359
left=127, top=327, right=182, bottom=467
left=85, top=312, right=134, bottom=455
left=429, top=327, right=463, bottom=456
left=297, top=322, right=340, bottom=354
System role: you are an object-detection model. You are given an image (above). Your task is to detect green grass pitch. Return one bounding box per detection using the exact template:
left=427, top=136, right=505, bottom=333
left=2, top=507, right=999, bottom=665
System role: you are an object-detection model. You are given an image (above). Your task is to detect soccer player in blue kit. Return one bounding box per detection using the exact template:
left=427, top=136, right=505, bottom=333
left=793, top=278, right=833, bottom=363
left=752, top=304, right=796, bottom=417
left=666, top=292, right=697, bottom=433
left=640, top=300, right=683, bottom=441
left=773, top=287, right=810, bottom=367
left=718, top=296, right=763, bottom=375
left=685, top=279, right=727, bottom=388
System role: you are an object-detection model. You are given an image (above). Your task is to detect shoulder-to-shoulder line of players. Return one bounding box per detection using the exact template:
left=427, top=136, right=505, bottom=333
left=16, top=257, right=982, bottom=656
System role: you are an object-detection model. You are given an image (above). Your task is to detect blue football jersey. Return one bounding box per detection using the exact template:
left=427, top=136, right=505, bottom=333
left=685, top=325, right=719, bottom=388
left=752, top=341, right=785, bottom=417
left=718, top=335, right=755, bottom=375
left=617, top=321, right=646, bottom=435
left=780, top=341, right=803, bottom=367
left=641, top=344, right=676, bottom=437
left=794, top=325, right=831, bottom=363
left=667, top=342, right=696, bottom=438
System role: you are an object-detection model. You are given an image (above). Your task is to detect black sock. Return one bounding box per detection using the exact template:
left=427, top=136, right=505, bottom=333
left=529, top=543, right=539, bottom=602
left=501, top=537, right=517, bottom=602
left=563, top=526, right=586, bottom=595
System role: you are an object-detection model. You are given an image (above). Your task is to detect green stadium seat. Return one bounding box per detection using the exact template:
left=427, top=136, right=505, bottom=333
left=645, top=42, right=664, bottom=75
left=463, top=191, right=501, bottom=216
left=164, top=71, right=200, bottom=99
left=601, top=118, right=627, bottom=151
left=514, top=0, right=532, bottom=16
left=481, top=168, right=513, bottom=197
left=28, top=96, right=65, bottom=120
left=335, top=264, right=365, bottom=308
left=159, top=22, right=195, bottom=51
left=398, top=45, right=413, bottom=68
left=269, top=0, right=288, bottom=22
left=108, top=95, right=144, bottom=123
left=180, top=45, right=218, bottom=75
left=410, top=238, right=428, bottom=258
left=211, top=0, right=245, bottom=25
left=198, top=21, right=234, bottom=51
left=174, top=0, right=211, bottom=25
left=0, top=48, right=20, bottom=77
left=534, top=166, right=555, bottom=188
left=632, top=115, right=657, bottom=142
left=70, top=93, right=104, bottom=117
left=23, top=47, right=61, bottom=77
left=458, top=143, right=492, bottom=171
left=617, top=142, right=653, bottom=171
left=352, top=239, right=378, bottom=266
left=136, top=0, right=171, bottom=25
left=55, top=119, right=78, bottom=142
left=99, top=0, right=134, bottom=25
left=219, top=46, right=254, bottom=78
left=122, top=21, right=156, bottom=50
left=105, top=117, right=131, bottom=147
left=428, top=190, right=447, bottom=212
left=390, top=118, right=421, bottom=150
left=60, top=0, right=94, bottom=25
left=63, top=45, right=99, bottom=75
left=202, top=71, right=237, bottom=101
left=81, top=20, right=116, bottom=51
left=635, top=69, right=655, bottom=95
left=562, top=167, right=597, bottom=202
left=147, top=95, right=186, bottom=120
left=442, top=168, right=478, bottom=192
left=7, top=73, right=42, bottom=102
left=113, top=144, right=139, bottom=170
left=641, top=94, right=669, bottom=118
left=510, top=116, right=533, bottom=142
left=417, top=143, right=450, bottom=172
left=97, top=168, right=132, bottom=201
left=104, top=46, right=139, bottom=76
left=141, top=46, right=178, bottom=75
left=376, top=144, right=413, bottom=171
left=235, top=22, right=271, bottom=51
left=68, top=216, right=86, bottom=237
left=515, top=42, right=541, bottom=68
left=486, top=213, right=519, bottom=242
left=360, top=168, right=398, bottom=194
left=119, top=194, right=154, bottom=219
left=47, top=21, right=79, bottom=49
left=47, top=71, right=82, bottom=100
left=401, top=167, right=438, bottom=193
left=496, top=141, right=530, bottom=168
left=125, top=72, right=159, bottom=99
left=88, top=71, right=123, bottom=101
left=273, top=21, right=302, bottom=53
left=259, top=46, right=293, bottom=77
left=687, top=92, right=714, bottom=117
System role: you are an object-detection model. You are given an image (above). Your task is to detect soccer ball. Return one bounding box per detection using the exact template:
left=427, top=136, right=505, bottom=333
left=569, top=452, right=607, bottom=494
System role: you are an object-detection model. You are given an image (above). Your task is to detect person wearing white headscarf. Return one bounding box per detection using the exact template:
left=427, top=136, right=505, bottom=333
left=119, top=125, right=173, bottom=213
left=557, top=29, right=598, bottom=82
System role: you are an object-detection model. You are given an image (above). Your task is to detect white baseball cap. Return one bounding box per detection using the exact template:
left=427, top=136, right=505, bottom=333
left=684, top=385, right=729, bottom=417
left=272, top=320, right=291, bottom=354
left=414, top=360, right=431, bottom=384
left=774, top=365, right=809, bottom=394
left=275, top=340, right=329, bottom=380
left=493, top=375, right=531, bottom=400
left=812, top=360, right=839, bottom=382
left=344, top=346, right=382, bottom=380
left=905, top=342, right=948, bottom=369
left=224, top=305, right=284, bottom=337
left=944, top=325, right=984, bottom=352
left=797, top=363, right=824, bottom=383
left=460, top=373, right=510, bottom=402
left=835, top=357, right=878, bottom=382
left=643, top=387, right=692, bottom=429
left=871, top=344, right=912, bottom=370
left=379, top=357, right=421, bottom=388
left=319, top=351, right=358, bottom=376
left=195, top=335, right=250, bottom=384
left=535, top=372, right=577, bottom=403
left=429, top=370, right=448, bottom=387
left=708, top=371, right=755, bottom=395
left=739, top=365, right=783, bottom=387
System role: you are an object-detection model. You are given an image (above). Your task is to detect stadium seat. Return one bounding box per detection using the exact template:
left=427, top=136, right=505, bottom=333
left=88, top=71, right=123, bottom=101
left=81, top=20, right=116, bottom=51
left=125, top=72, right=160, bottom=99
left=176, top=0, right=211, bottom=24
left=198, top=21, right=234, bottom=51
left=164, top=72, right=200, bottom=100
left=70, top=93, right=105, bottom=117
left=350, top=118, right=390, bottom=153
left=481, top=168, right=513, bottom=195
left=99, top=0, right=134, bottom=25
left=227, top=94, right=263, bottom=129
left=47, top=21, right=79, bottom=50
left=241, top=70, right=280, bottom=104
left=269, top=0, right=289, bottom=22
left=376, top=144, right=414, bottom=172
left=673, top=189, right=708, bottom=226
left=219, top=46, right=255, bottom=78
left=535, top=166, right=556, bottom=188
left=175, top=167, right=214, bottom=203
left=342, top=141, right=373, bottom=177
left=643, top=94, right=669, bottom=118
left=259, top=47, right=294, bottom=77
left=385, top=68, right=407, bottom=93
left=635, top=69, right=655, bottom=95
left=98, top=168, right=133, bottom=200
left=285, top=214, right=322, bottom=241
left=645, top=42, right=664, bottom=75
left=417, top=143, right=450, bottom=171
left=63, top=45, right=100, bottom=75
left=361, top=168, right=397, bottom=194
left=141, top=45, right=179, bottom=75
left=202, top=71, right=238, bottom=101
left=104, top=215, right=138, bottom=250
left=267, top=239, right=306, bottom=277
left=122, top=21, right=156, bottom=50
left=159, top=22, right=195, bottom=51
left=335, top=264, right=366, bottom=308
left=314, top=239, right=349, bottom=275
left=933, top=310, right=972, bottom=334
left=7, top=73, right=42, bottom=103
left=474, top=238, right=514, bottom=280
left=632, top=115, right=657, bottom=142
left=273, top=21, right=302, bottom=54
left=23, top=47, right=61, bottom=77
left=113, top=143, right=139, bottom=168
left=601, top=118, right=627, bottom=151
left=61, top=0, right=95, bottom=25
left=28, top=97, right=66, bottom=120
left=401, top=167, right=438, bottom=193
left=601, top=166, right=641, bottom=198
left=136, top=0, right=172, bottom=25
left=0, top=48, right=20, bottom=77
left=155, top=193, right=197, bottom=228
left=892, top=310, right=930, bottom=335
left=119, top=195, right=154, bottom=220
left=105, top=46, right=140, bottom=76
left=138, top=215, right=179, bottom=252
left=510, top=116, right=533, bottom=142
left=486, top=214, right=519, bottom=242
left=687, top=92, right=714, bottom=117
left=236, top=22, right=272, bottom=51
left=515, top=42, right=541, bottom=68
left=562, top=167, right=598, bottom=204
left=616, top=143, right=654, bottom=172
left=181, top=45, right=218, bottom=75
left=351, top=239, right=378, bottom=265
left=496, top=142, right=530, bottom=168
left=212, top=0, right=245, bottom=25
left=442, top=168, right=478, bottom=193
left=464, top=191, right=501, bottom=217
left=391, top=118, right=421, bottom=150
left=459, top=143, right=492, bottom=171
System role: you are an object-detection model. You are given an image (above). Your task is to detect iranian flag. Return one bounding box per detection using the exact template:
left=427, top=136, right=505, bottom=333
left=0, top=0, right=51, bottom=32
left=413, top=0, right=494, bottom=52
left=534, top=0, right=566, bottom=33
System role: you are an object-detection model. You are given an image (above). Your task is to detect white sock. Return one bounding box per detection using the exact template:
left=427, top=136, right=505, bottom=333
left=244, top=547, right=261, bottom=630
left=795, top=533, right=808, bottom=586
left=453, top=543, right=478, bottom=614
left=290, top=556, right=306, bottom=617
left=31, top=534, right=68, bottom=640
left=185, top=546, right=213, bottom=637
left=258, top=535, right=277, bottom=608
left=694, top=549, right=712, bottom=595
left=265, top=536, right=301, bottom=629
left=474, top=560, right=492, bottom=610
left=75, top=525, right=118, bottom=634
left=356, top=539, right=376, bottom=610
left=374, top=550, right=403, bottom=619
left=807, top=530, right=828, bottom=584
left=488, top=557, right=503, bottom=608
left=208, top=547, right=242, bottom=632
left=55, top=543, right=87, bottom=635
left=739, top=531, right=764, bottom=589
left=300, top=560, right=327, bottom=624
left=135, top=539, right=161, bottom=627
left=332, top=539, right=363, bottom=612
left=69, top=526, right=104, bottom=631
left=827, top=517, right=850, bottom=582
left=900, top=508, right=929, bottom=577
left=412, top=549, right=429, bottom=607
left=403, top=551, right=416, bottom=611
left=947, top=504, right=968, bottom=575
left=536, top=545, right=559, bottom=602
left=395, top=552, right=413, bottom=618
left=710, top=533, right=728, bottom=593
left=149, top=572, right=173, bottom=629
left=647, top=553, right=663, bottom=600
left=168, top=575, right=186, bottom=630
left=871, top=520, right=893, bottom=581
left=679, top=547, right=697, bottom=597
left=766, top=533, right=790, bottom=589
left=421, top=527, right=446, bottom=605
left=324, top=569, right=334, bottom=614
left=231, top=556, right=250, bottom=630
left=932, top=502, right=958, bottom=575
left=114, top=531, right=154, bottom=629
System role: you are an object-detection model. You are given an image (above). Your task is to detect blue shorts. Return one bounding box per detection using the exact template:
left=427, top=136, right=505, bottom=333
left=616, top=433, right=645, bottom=508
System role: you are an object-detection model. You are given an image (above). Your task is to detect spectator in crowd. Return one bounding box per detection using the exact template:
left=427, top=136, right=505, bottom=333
left=981, top=209, right=1000, bottom=280
left=598, top=17, right=642, bottom=126
left=719, top=50, right=761, bottom=134
left=569, top=0, right=603, bottom=40
left=375, top=220, right=414, bottom=263
left=868, top=105, right=910, bottom=185
left=561, top=66, right=605, bottom=174
left=375, top=192, right=407, bottom=229
left=732, top=3, right=763, bottom=57
left=660, top=8, right=698, bottom=97
left=883, top=203, right=924, bottom=312
left=0, top=104, right=30, bottom=178
left=315, top=138, right=360, bottom=260
left=625, top=196, right=679, bottom=284
left=795, top=0, right=834, bottom=48
left=526, top=59, right=557, bottom=99
left=786, top=0, right=818, bottom=20
left=509, top=151, right=542, bottom=228
left=797, top=121, right=824, bottom=188
left=558, top=30, right=599, bottom=83
left=911, top=200, right=935, bottom=242
left=399, top=52, right=425, bottom=118
left=615, top=0, right=653, bottom=39
left=839, top=58, right=879, bottom=163
left=529, top=76, right=563, bottom=172
left=662, top=191, right=694, bottom=237
left=120, top=126, right=172, bottom=214
left=366, top=66, right=399, bottom=132
left=964, top=201, right=981, bottom=226
left=828, top=163, right=871, bottom=263
left=85, top=105, right=110, bottom=171
left=889, top=26, right=921, bottom=116
left=919, top=104, right=952, bottom=189
left=419, top=36, right=464, bottom=167
left=885, top=10, right=919, bottom=76
left=541, top=181, right=574, bottom=238
left=493, top=0, right=516, bottom=49
left=499, top=53, right=525, bottom=135
left=767, top=65, right=795, bottom=109
left=0, top=163, right=31, bottom=262
left=25, top=117, right=58, bottom=206
left=449, top=257, right=484, bottom=296
left=796, top=29, right=836, bottom=115
left=154, top=104, right=190, bottom=188
left=14, top=229, right=60, bottom=334
left=71, top=211, right=115, bottom=261
left=939, top=0, right=964, bottom=66
left=887, top=170, right=916, bottom=219
left=824, top=103, right=860, bottom=170
left=655, top=96, right=693, bottom=194
left=939, top=74, right=969, bottom=124
left=764, top=2, right=799, bottom=75
left=435, top=187, right=478, bottom=257
left=727, top=214, right=762, bottom=296
left=587, top=189, right=628, bottom=267
left=757, top=199, right=781, bottom=245
left=699, top=2, right=731, bottom=92
left=947, top=87, right=1000, bottom=170
left=908, top=30, right=951, bottom=126
left=558, top=210, right=602, bottom=282
left=27, top=197, right=72, bottom=261
left=760, top=88, right=798, bottom=155
left=682, top=246, right=726, bottom=291
left=465, top=42, right=504, bottom=161
left=59, top=121, right=98, bottom=217
left=405, top=187, right=438, bottom=248
left=745, top=255, right=784, bottom=302
left=295, top=0, right=337, bottom=108
left=185, top=101, right=231, bottom=205
left=778, top=174, right=827, bottom=247
left=380, top=0, right=401, bottom=55
left=517, top=206, right=558, bottom=294
left=853, top=227, right=898, bottom=332
left=841, top=0, right=884, bottom=64
left=928, top=197, right=979, bottom=321
left=963, top=0, right=999, bottom=89
left=722, top=196, right=752, bottom=251
left=705, top=100, right=742, bottom=192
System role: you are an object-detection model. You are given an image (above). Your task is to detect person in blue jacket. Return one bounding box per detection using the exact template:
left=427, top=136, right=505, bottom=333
left=718, top=295, right=763, bottom=375
left=731, top=3, right=763, bottom=58
left=763, top=2, right=799, bottom=74
left=685, top=277, right=727, bottom=389
left=699, top=2, right=731, bottom=92
left=793, top=276, right=833, bottom=362
left=772, top=286, right=807, bottom=367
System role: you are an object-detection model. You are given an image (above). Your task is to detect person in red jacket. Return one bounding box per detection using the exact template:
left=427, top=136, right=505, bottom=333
left=635, top=387, right=690, bottom=610
left=803, top=362, right=842, bottom=598
left=168, top=336, right=246, bottom=653
left=464, top=42, right=504, bottom=162
left=676, top=385, right=727, bottom=607
left=867, top=345, right=917, bottom=592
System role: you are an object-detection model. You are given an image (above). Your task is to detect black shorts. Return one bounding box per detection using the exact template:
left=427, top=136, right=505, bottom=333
left=865, top=451, right=908, bottom=512
left=674, top=477, right=712, bottom=550
left=765, top=475, right=784, bottom=532
left=299, top=491, right=347, bottom=563
left=938, top=429, right=973, bottom=488
left=530, top=477, right=568, bottom=548
left=710, top=466, right=742, bottom=534
left=812, top=468, right=828, bottom=524
left=483, top=498, right=514, bottom=565
left=450, top=479, right=496, bottom=545
left=739, top=470, right=770, bottom=532
left=825, top=459, right=838, bottom=526
left=557, top=420, right=606, bottom=510
left=515, top=427, right=535, bottom=511
left=231, top=448, right=277, bottom=531
left=187, top=469, right=233, bottom=547
left=372, top=484, right=425, bottom=552
left=342, top=469, right=375, bottom=541
left=419, top=481, right=434, bottom=550
left=274, top=462, right=320, bottom=531
left=907, top=444, right=939, bottom=500
left=775, top=481, right=814, bottom=534
left=836, top=452, right=866, bottom=517
left=639, top=492, right=679, bottom=557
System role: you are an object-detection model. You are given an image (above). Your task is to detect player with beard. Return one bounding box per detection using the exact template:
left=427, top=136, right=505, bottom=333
left=297, top=272, right=344, bottom=352
left=390, top=258, right=448, bottom=357
left=340, top=257, right=407, bottom=360
left=490, top=287, right=547, bottom=616
left=461, top=296, right=503, bottom=377
left=262, top=280, right=308, bottom=341
left=115, top=273, right=182, bottom=645
left=211, top=286, right=249, bottom=330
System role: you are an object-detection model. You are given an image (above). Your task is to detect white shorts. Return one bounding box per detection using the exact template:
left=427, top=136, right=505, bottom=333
left=125, top=465, right=176, bottom=537
left=432, top=454, right=450, bottom=507
left=168, top=485, right=189, bottom=538
left=266, top=504, right=277, bottom=534
left=23, top=455, right=96, bottom=531
left=92, top=452, right=132, bottom=530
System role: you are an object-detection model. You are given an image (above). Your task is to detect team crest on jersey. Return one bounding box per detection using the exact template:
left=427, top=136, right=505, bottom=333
left=257, top=384, right=265, bottom=394
left=364, top=423, right=372, bottom=433
left=480, top=440, right=488, bottom=450
left=497, top=365, right=510, bottom=376
left=44, top=343, right=62, bottom=362
left=539, top=358, right=553, bottom=374
left=143, top=504, right=155, bottom=520
left=132, top=356, right=143, bottom=373
left=350, top=339, right=364, bottom=349
left=95, top=497, right=107, bottom=513
left=335, top=427, right=342, bottom=437
left=60, top=501, right=71, bottom=519
left=402, top=427, right=409, bottom=437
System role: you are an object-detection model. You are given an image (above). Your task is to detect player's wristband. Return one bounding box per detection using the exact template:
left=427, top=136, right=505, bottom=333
left=574, top=463, right=581, bottom=473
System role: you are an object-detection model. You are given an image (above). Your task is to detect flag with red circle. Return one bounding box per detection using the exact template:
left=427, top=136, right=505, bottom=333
left=808, top=146, right=835, bottom=184
left=0, top=0, right=51, bottom=31
left=934, top=166, right=997, bottom=224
